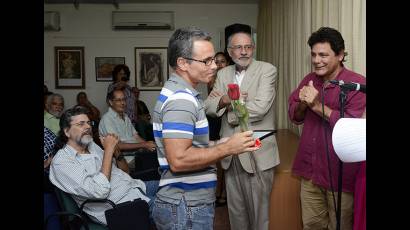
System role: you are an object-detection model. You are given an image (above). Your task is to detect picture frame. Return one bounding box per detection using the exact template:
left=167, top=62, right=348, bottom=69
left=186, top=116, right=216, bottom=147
left=95, top=57, right=125, bottom=82
left=55, top=46, right=85, bottom=89
left=135, top=47, right=168, bottom=91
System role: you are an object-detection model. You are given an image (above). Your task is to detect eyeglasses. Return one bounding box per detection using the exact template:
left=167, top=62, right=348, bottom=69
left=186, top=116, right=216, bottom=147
left=228, top=45, right=254, bottom=51
left=184, top=57, right=216, bottom=66
left=112, top=98, right=126, bottom=103
left=72, top=120, right=94, bottom=127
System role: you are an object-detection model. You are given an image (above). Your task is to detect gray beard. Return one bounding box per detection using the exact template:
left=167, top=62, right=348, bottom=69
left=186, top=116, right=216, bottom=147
left=78, top=134, right=93, bottom=147
left=232, top=58, right=250, bottom=68
left=49, top=110, right=62, bottom=118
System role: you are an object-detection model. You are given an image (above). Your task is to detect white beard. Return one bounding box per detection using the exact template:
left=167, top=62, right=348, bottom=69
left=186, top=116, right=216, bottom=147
left=79, top=134, right=93, bottom=147
left=232, top=57, right=251, bottom=68
left=49, top=110, right=62, bottom=118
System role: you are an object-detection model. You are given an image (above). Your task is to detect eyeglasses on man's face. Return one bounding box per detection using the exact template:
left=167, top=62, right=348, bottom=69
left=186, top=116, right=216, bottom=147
left=228, top=44, right=254, bottom=52
left=112, top=97, right=126, bottom=103
left=184, top=57, right=216, bottom=66
left=71, top=120, right=94, bottom=128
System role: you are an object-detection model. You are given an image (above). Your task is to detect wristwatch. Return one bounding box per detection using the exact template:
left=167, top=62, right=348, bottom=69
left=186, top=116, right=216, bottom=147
left=115, top=154, right=124, bottom=161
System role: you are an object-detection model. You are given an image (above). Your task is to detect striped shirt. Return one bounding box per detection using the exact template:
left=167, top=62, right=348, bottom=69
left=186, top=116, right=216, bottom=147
left=153, top=74, right=216, bottom=205
left=49, top=142, right=149, bottom=225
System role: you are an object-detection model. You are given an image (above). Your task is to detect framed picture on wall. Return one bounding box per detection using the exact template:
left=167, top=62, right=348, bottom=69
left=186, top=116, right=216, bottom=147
left=95, top=57, right=125, bottom=82
left=55, top=46, right=85, bottom=89
left=135, top=47, right=168, bottom=91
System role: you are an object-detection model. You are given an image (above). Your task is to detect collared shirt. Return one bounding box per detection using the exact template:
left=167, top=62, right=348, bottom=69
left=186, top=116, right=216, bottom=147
left=234, top=69, right=246, bottom=86
left=99, top=107, right=138, bottom=144
left=288, top=67, right=366, bottom=192
left=152, top=73, right=216, bottom=206
left=107, top=83, right=136, bottom=124
left=44, top=127, right=56, bottom=174
left=49, top=142, right=149, bottom=225
left=44, top=111, right=60, bottom=135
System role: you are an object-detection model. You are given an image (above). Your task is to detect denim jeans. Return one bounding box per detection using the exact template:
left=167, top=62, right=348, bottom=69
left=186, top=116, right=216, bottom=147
left=152, top=197, right=215, bottom=230
left=144, top=180, right=159, bottom=217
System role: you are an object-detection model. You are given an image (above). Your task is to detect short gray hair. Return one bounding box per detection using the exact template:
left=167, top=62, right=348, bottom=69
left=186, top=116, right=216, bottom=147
left=227, top=31, right=254, bottom=48
left=46, top=93, right=64, bottom=107
left=168, top=26, right=212, bottom=70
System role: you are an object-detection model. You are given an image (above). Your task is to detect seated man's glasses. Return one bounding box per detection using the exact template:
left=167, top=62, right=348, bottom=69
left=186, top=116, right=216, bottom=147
left=228, top=45, right=254, bottom=51
left=112, top=97, right=126, bottom=103
left=183, top=57, right=216, bottom=66
left=72, top=120, right=94, bottom=127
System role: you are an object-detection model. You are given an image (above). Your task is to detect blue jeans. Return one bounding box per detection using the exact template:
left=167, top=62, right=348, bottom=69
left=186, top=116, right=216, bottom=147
left=144, top=180, right=159, bottom=225
left=152, top=197, right=215, bottom=230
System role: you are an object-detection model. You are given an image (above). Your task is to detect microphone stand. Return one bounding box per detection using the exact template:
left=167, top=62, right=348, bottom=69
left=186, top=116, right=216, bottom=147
left=335, top=88, right=348, bottom=230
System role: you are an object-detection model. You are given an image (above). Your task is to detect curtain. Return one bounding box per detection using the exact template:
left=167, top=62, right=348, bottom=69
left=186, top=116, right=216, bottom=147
left=257, top=0, right=366, bottom=135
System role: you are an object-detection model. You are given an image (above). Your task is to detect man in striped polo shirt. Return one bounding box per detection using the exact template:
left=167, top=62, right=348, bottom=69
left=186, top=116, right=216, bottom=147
left=151, top=27, right=260, bottom=230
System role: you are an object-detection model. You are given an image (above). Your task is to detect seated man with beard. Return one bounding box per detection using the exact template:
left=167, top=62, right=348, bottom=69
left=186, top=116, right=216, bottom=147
left=44, top=93, right=64, bottom=135
left=49, top=106, right=157, bottom=225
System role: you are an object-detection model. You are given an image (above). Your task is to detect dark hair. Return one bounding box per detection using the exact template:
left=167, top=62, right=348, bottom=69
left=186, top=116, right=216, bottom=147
left=168, top=26, right=212, bottom=70
left=106, top=83, right=126, bottom=103
left=55, top=106, right=89, bottom=150
left=308, top=27, right=347, bottom=62
left=215, top=52, right=227, bottom=58
left=76, top=91, right=87, bottom=103
left=112, top=64, right=130, bottom=82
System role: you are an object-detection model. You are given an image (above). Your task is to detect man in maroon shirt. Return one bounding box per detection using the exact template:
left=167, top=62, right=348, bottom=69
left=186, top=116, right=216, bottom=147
left=288, top=27, right=366, bottom=230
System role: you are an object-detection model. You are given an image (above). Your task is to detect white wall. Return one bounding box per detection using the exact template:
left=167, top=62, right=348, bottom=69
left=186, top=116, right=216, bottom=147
left=44, top=3, right=258, bottom=114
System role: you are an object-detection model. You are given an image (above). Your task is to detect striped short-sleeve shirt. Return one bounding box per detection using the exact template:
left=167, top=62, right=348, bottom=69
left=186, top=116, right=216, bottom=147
left=153, top=74, right=216, bottom=205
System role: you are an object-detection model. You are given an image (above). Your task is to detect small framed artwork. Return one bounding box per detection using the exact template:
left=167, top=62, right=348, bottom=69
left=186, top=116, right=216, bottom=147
left=55, top=46, right=85, bottom=89
left=95, top=57, right=125, bottom=82
left=135, top=47, right=168, bottom=90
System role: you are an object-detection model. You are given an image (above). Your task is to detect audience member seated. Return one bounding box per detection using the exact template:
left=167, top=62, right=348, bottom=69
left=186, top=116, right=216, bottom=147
left=44, top=93, right=64, bottom=135
left=99, top=86, right=158, bottom=177
left=131, top=86, right=154, bottom=141
left=44, top=91, right=53, bottom=110
left=75, top=91, right=102, bottom=147
left=107, top=64, right=137, bottom=125
left=44, top=126, right=62, bottom=230
left=49, top=106, right=158, bottom=226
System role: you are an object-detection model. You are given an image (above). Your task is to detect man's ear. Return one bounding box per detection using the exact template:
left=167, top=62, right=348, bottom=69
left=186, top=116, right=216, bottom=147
left=227, top=49, right=233, bottom=58
left=64, top=127, right=70, bottom=138
left=108, top=100, right=113, bottom=107
left=177, top=57, right=188, bottom=71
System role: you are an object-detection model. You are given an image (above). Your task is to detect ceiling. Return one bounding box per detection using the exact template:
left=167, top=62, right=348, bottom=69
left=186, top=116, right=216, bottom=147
left=45, top=0, right=259, bottom=4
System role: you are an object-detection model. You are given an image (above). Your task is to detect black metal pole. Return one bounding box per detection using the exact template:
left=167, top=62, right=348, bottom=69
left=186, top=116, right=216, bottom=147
left=336, top=89, right=348, bottom=230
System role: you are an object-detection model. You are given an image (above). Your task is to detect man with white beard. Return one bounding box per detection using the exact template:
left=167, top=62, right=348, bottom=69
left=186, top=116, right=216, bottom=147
left=44, top=93, right=64, bottom=135
left=205, top=29, right=279, bottom=230
left=49, top=106, right=157, bottom=225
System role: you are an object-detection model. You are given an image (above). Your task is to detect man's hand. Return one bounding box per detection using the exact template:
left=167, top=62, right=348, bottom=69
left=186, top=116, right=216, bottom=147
left=44, top=156, right=53, bottom=169
left=100, top=133, right=119, bottom=156
left=299, top=80, right=319, bottom=108
left=209, top=90, right=223, bottom=98
left=143, top=141, right=157, bottom=152
left=222, top=130, right=260, bottom=155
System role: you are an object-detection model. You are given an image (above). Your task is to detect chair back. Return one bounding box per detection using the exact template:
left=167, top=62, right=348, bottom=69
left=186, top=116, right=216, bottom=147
left=54, top=187, right=81, bottom=214
left=52, top=187, right=108, bottom=230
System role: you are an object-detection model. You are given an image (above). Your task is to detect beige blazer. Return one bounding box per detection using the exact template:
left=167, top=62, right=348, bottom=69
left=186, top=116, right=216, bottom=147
left=205, top=60, right=280, bottom=173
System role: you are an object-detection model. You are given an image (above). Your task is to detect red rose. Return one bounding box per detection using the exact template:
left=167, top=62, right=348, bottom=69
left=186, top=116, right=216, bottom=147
left=227, top=84, right=240, bottom=100
left=253, top=138, right=262, bottom=148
